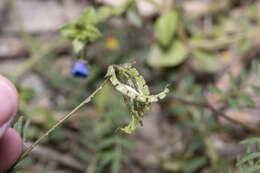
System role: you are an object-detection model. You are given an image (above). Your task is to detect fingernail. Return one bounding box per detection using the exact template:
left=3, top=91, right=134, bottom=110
left=0, top=75, right=18, bottom=138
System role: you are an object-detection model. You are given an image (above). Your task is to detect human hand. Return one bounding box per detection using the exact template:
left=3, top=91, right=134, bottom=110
left=0, top=75, right=22, bottom=173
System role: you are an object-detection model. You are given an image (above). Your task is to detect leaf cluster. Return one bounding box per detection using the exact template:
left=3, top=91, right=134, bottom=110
left=230, top=138, right=260, bottom=173
left=75, top=93, right=134, bottom=173
left=59, top=0, right=134, bottom=54
left=208, top=60, right=260, bottom=111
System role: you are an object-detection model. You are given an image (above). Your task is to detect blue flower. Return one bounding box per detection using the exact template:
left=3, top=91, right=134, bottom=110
left=72, top=61, right=89, bottom=78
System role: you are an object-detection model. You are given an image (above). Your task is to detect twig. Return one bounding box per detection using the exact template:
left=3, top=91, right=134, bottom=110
left=172, top=96, right=260, bottom=135
left=20, top=78, right=109, bottom=160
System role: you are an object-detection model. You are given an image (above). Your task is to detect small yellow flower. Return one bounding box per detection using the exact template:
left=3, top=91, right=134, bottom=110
left=221, top=51, right=232, bottom=63
left=106, top=37, right=119, bottom=51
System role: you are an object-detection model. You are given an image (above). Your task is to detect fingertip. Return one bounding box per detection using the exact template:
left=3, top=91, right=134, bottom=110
left=0, top=75, right=19, bottom=128
left=0, top=128, right=23, bottom=173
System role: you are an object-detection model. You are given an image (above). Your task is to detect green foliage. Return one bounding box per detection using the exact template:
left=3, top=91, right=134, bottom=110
left=252, top=59, right=259, bottom=76
left=147, top=41, right=188, bottom=67
left=165, top=74, right=231, bottom=173
left=7, top=1, right=260, bottom=173
left=126, top=2, right=142, bottom=27
left=154, top=10, right=178, bottom=47
left=59, top=0, right=134, bottom=54
left=75, top=90, right=134, bottom=173
left=7, top=117, right=32, bottom=173
left=193, top=49, right=220, bottom=73
left=229, top=138, right=260, bottom=173
left=60, top=7, right=102, bottom=53
left=208, top=60, right=260, bottom=111
left=183, top=156, right=208, bottom=173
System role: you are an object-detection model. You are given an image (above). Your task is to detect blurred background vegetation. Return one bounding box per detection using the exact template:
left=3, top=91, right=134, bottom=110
left=1, top=0, right=260, bottom=172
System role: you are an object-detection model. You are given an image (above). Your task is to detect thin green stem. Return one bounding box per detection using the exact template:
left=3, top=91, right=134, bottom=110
left=20, top=79, right=109, bottom=160
left=144, top=0, right=165, bottom=12
left=12, top=38, right=67, bottom=79
left=9, top=0, right=33, bottom=51
left=9, top=0, right=69, bottom=80
left=189, top=26, right=260, bottom=50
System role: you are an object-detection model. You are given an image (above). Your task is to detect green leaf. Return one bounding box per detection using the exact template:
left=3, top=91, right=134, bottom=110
left=13, top=116, right=24, bottom=136
left=75, top=149, right=91, bottom=163
left=112, top=151, right=121, bottom=173
left=240, top=67, right=248, bottom=84
left=251, top=59, right=259, bottom=76
left=239, top=165, right=246, bottom=173
left=126, top=8, right=142, bottom=28
left=236, top=152, right=260, bottom=166
left=208, top=84, right=224, bottom=96
left=184, top=74, right=195, bottom=91
left=247, top=145, right=252, bottom=153
left=8, top=157, right=33, bottom=173
left=72, top=39, right=84, bottom=54
left=239, top=93, right=256, bottom=107
left=167, top=105, right=189, bottom=115
left=183, top=157, right=207, bottom=173
left=59, top=23, right=77, bottom=39
left=83, top=24, right=102, bottom=43
left=247, top=146, right=254, bottom=166
left=98, top=137, right=115, bottom=149
left=113, top=0, right=132, bottom=16
left=23, top=120, right=31, bottom=142
left=147, top=41, right=188, bottom=67
left=228, top=98, right=241, bottom=111
left=238, top=39, right=251, bottom=53
left=240, top=138, right=260, bottom=150
left=155, top=10, right=178, bottom=47
left=96, top=6, right=113, bottom=22
left=78, top=7, right=97, bottom=25
left=252, top=85, right=260, bottom=94
left=229, top=73, right=238, bottom=90
left=79, top=138, right=97, bottom=150
left=100, top=152, right=115, bottom=167
left=193, top=49, right=220, bottom=73
left=120, top=152, right=129, bottom=162
left=246, top=165, right=260, bottom=173
left=118, top=137, right=135, bottom=149
left=241, top=16, right=251, bottom=32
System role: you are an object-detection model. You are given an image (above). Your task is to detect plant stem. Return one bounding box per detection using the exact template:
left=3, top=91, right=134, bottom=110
left=172, top=96, right=260, bottom=135
left=12, top=38, right=67, bottom=79
left=189, top=26, right=260, bottom=50
left=20, top=79, right=109, bottom=160
left=9, top=0, right=32, bottom=50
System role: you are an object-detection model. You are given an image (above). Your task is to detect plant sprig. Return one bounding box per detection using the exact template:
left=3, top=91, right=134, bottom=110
left=10, top=63, right=169, bottom=172
left=59, top=0, right=134, bottom=54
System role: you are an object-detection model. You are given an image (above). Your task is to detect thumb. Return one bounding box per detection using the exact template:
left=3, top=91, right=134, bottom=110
left=0, top=75, right=19, bottom=138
